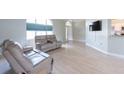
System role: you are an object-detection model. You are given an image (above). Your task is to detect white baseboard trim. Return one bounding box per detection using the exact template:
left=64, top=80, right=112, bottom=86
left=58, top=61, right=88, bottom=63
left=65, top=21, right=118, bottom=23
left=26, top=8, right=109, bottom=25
left=73, top=40, right=86, bottom=43
left=86, top=43, right=124, bottom=59
left=107, top=52, right=124, bottom=59
left=86, top=43, right=108, bottom=54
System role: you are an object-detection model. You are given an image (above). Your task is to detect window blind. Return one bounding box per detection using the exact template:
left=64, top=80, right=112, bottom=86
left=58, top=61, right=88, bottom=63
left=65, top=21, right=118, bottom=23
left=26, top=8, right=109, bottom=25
left=26, top=23, right=53, bottom=31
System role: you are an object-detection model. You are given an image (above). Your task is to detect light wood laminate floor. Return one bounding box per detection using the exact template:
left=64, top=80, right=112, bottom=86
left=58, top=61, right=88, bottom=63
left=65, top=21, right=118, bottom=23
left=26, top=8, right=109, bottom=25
left=48, top=41, right=124, bottom=74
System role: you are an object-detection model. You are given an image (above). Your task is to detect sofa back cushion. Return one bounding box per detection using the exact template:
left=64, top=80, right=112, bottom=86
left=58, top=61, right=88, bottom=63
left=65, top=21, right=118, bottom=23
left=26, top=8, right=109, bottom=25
left=47, top=35, right=57, bottom=42
left=35, top=35, right=47, bottom=45
left=35, top=35, right=58, bottom=45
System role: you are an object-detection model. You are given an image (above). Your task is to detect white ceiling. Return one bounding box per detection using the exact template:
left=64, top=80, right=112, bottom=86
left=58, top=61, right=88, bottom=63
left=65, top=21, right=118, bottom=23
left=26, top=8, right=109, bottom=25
left=63, top=19, right=85, bottom=23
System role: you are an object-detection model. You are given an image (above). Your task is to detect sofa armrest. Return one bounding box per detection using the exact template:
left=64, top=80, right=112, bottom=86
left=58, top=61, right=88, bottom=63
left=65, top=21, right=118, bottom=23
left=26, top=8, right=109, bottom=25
left=36, top=43, right=42, bottom=50
left=56, top=41, right=62, bottom=48
left=23, top=46, right=33, bottom=53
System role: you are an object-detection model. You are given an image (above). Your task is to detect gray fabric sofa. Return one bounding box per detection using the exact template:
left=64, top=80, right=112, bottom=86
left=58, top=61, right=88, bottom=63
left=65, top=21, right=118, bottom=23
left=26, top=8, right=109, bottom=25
left=1, top=40, right=53, bottom=74
left=35, top=35, right=62, bottom=52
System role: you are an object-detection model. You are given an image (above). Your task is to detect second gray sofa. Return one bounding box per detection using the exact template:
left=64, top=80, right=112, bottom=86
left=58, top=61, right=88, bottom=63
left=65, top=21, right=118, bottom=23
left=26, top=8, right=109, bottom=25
left=35, top=35, right=62, bottom=52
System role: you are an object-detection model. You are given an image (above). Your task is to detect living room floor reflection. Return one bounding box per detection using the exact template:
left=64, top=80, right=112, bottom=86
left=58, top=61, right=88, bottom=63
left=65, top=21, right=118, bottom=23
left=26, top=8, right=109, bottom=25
left=48, top=41, right=124, bottom=74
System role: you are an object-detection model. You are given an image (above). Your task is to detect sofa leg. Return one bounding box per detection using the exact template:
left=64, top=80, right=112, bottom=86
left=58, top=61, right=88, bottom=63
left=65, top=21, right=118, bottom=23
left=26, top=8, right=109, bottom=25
left=49, top=58, right=54, bottom=74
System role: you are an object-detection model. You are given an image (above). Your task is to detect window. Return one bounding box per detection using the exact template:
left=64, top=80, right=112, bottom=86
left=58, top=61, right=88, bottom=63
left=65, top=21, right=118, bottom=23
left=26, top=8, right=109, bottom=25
left=26, top=19, right=35, bottom=23
left=26, top=19, right=53, bottom=40
left=36, top=19, right=46, bottom=24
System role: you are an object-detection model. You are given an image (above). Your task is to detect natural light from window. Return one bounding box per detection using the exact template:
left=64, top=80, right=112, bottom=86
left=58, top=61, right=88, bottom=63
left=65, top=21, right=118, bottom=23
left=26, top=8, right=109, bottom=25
left=26, top=19, right=54, bottom=40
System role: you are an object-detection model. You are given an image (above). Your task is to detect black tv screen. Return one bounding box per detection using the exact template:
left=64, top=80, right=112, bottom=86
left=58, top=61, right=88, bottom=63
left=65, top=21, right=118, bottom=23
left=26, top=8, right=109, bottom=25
left=92, top=21, right=102, bottom=31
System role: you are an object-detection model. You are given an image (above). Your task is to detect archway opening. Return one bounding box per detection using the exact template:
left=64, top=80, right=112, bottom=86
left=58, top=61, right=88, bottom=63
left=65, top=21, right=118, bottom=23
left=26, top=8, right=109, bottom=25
left=65, top=20, right=73, bottom=42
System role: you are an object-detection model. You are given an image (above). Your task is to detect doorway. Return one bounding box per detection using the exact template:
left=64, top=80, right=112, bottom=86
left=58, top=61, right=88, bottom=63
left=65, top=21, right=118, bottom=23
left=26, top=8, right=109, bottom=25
left=65, top=20, right=73, bottom=42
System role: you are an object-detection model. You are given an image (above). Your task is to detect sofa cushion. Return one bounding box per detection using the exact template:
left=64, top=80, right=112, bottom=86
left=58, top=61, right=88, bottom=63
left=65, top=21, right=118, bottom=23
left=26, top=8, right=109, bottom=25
left=41, top=43, right=56, bottom=50
left=47, top=35, right=57, bottom=42
left=35, top=35, right=47, bottom=45
left=26, top=52, right=46, bottom=66
left=40, top=39, right=47, bottom=45
left=47, top=40, right=53, bottom=43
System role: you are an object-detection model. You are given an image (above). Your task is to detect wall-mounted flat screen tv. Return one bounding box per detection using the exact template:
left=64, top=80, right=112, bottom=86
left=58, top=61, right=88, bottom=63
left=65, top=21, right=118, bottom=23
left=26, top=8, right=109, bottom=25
left=91, top=20, right=102, bottom=31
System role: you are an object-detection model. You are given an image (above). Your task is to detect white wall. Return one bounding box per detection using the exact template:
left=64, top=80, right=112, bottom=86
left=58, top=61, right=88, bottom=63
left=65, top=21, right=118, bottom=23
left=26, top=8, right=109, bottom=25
left=72, top=20, right=86, bottom=42
left=86, top=19, right=109, bottom=52
left=52, top=19, right=66, bottom=43
left=108, top=36, right=124, bottom=55
left=52, top=19, right=86, bottom=43
left=0, top=19, right=26, bottom=45
left=85, top=19, right=124, bottom=57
